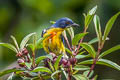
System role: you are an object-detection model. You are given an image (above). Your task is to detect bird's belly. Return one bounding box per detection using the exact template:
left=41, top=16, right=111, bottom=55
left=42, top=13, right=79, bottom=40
left=43, top=36, right=64, bottom=55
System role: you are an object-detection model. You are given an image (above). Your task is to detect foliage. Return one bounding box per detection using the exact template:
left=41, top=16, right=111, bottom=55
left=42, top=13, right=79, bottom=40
left=0, top=6, right=120, bottom=80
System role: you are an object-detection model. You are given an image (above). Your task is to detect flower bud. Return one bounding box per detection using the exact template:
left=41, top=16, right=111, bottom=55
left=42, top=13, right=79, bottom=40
left=22, top=48, right=29, bottom=55
left=17, top=59, right=25, bottom=67
left=69, top=58, right=77, bottom=65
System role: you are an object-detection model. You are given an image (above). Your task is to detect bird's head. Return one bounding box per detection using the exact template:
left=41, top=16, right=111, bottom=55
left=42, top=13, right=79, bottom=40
left=52, top=17, right=79, bottom=28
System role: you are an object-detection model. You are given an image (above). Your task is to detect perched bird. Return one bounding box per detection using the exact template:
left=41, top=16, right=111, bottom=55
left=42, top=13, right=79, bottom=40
left=42, top=17, right=79, bottom=57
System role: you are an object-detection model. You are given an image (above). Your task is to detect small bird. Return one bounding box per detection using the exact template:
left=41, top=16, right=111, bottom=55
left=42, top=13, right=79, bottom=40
left=42, top=17, right=79, bottom=58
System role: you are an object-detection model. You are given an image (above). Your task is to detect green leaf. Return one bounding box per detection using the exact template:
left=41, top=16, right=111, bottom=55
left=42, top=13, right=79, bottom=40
left=0, top=43, right=18, bottom=53
left=72, top=74, right=89, bottom=80
left=99, top=45, right=120, bottom=58
left=88, top=37, right=109, bottom=44
left=0, top=69, right=23, bottom=77
left=25, top=62, right=32, bottom=69
left=79, top=59, right=120, bottom=71
left=65, top=48, right=72, bottom=55
left=20, top=32, right=36, bottom=50
left=103, top=12, right=120, bottom=43
left=73, top=65, right=90, bottom=71
left=11, top=36, right=20, bottom=51
left=72, top=33, right=88, bottom=45
left=83, top=70, right=94, bottom=78
left=32, top=67, right=52, bottom=74
left=54, top=55, right=62, bottom=70
left=35, top=56, right=47, bottom=65
left=80, top=43, right=96, bottom=58
left=93, top=15, right=102, bottom=41
left=85, top=6, right=97, bottom=27
left=67, top=27, right=74, bottom=39
left=75, top=54, right=90, bottom=59
left=51, top=70, right=61, bottom=80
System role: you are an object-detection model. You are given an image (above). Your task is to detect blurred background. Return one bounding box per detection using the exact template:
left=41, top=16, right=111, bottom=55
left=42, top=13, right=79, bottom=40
left=0, top=0, right=120, bottom=79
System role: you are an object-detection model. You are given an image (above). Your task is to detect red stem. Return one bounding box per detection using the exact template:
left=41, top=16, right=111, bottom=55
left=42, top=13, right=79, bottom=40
left=76, top=28, right=87, bottom=54
left=63, top=34, right=72, bottom=51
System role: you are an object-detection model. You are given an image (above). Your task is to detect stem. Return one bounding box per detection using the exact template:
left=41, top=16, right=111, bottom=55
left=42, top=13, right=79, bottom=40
left=32, top=51, right=36, bottom=68
left=63, top=34, right=72, bottom=51
left=87, top=43, right=102, bottom=77
left=76, top=27, right=87, bottom=54
left=67, top=68, right=72, bottom=80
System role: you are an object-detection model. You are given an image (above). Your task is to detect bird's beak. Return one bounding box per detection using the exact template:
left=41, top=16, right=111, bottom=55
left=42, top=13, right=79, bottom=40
left=71, top=23, right=79, bottom=27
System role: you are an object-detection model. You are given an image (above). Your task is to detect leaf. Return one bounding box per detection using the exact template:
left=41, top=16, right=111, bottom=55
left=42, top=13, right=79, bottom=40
left=11, top=36, right=20, bottom=51
left=85, top=6, right=97, bottom=27
left=65, top=48, right=72, bottom=55
left=67, top=27, right=74, bottom=39
left=88, top=37, right=109, bottom=44
left=35, top=56, right=47, bottom=65
left=54, top=55, right=62, bottom=70
left=72, top=33, right=88, bottom=45
left=0, top=69, right=23, bottom=77
left=73, top=65, right=90, bottom=71
left=72, top=74, right=89, bottom=80
left=0, top=43, right=18, bottom=53
left=80, top=43, right=96, bottom=58
left=75, top=54, right=90, bottom=59
left=32, top=67, right=52, bottom=74
left=93, top=15, right=102, bottom=41
left=103, top=12, right=120, bottom=43
left=25, top=62, right=32, bottom=69
left=51, top=70, right=61, bottom=80
left=99, top=45, right=120, bottom=58
left=20, top=32, right=36, bottom=50
left=83, top=70, right=94, bottom=78
left=79, top=59, right=120, bottom=71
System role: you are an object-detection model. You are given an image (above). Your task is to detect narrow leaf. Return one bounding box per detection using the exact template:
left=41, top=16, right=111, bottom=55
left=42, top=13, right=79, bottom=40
left=72, top=74, right=89, bottom=80
left=72, top=33, right=88, bottom=45
left=93, top=15, right=102, bottom=41
left=54, top=55, right=62, bottom=70
left=103, top=12, right=120, bottom=43
left=32, top=67, right=52, bottom=74
left=99, top=45, right=120, bottom=58
left=51, top=70, right=61, bottom=80
left=11, top=36, right=20, bottom=51
left=20, top=32, right=36, bottom=50
left=79, top=59, right=120, bottom=71
left=0, top=69, right=23, bottom=77
left=0, top=43, right=18, bottom=53
left=80, top=43, right=96, bottom=58
left=85, top=6, right=97, bottom=27
left=88, top=37, right=109, bottom=44
left=35, top=56, right=47, bottom=65
left=75, top=54, right=90, bottom=59
left=73, top=65, right=90, bottom=71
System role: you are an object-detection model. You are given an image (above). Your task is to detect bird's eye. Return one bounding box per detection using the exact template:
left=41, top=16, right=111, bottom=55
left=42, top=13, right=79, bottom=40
left=66, top=21, right=70, bottom=24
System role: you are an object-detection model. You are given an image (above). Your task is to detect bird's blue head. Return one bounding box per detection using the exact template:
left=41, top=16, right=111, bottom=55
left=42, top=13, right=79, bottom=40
left=51, top=17, right=79, bottom=28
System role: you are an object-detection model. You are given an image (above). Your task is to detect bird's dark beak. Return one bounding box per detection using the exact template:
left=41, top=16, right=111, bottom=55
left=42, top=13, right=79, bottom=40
left=71, top=23, right=79, bottom=27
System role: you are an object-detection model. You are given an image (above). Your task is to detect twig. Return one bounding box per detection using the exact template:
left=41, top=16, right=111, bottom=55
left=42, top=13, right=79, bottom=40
left=87, top=43, right=103, bottom=77
left=63, top=34, right=72, bottom=51
left=76, top=27, right=87, bottom=54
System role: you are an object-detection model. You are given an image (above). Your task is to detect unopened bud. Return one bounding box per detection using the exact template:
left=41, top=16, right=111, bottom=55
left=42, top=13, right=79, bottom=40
left=22, top=48, right=29, bottom=55
left=69, top=58, right=77, bottom=65
left=17, top=59, right=25, bottom=67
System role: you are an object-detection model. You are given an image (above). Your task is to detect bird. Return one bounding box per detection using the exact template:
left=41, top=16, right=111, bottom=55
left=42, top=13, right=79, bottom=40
left=42, top=17, right=79, bottom=58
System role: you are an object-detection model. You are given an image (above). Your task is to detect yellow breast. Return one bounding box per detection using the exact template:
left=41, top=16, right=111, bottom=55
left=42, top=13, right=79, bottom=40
left=43, top=28, right=65, bottom=55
